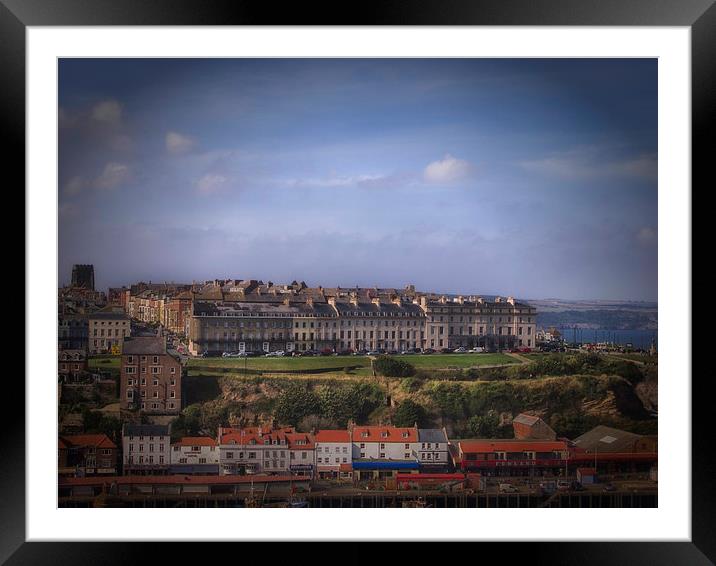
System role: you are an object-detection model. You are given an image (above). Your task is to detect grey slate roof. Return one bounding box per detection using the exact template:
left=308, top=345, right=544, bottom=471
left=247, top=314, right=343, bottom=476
left=418, top=429, right=448, bottom=443
left=572, top=425, right=643, bottom=453
left=122, top=336, right=167, bottom=355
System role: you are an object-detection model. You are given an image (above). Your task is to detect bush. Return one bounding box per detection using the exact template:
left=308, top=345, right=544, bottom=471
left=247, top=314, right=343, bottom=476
left=373, top=356, right=416, bottom=378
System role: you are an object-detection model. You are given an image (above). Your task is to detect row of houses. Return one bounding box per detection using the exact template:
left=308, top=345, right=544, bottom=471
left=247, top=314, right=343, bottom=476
left=59, top=421, right=657, bottom=482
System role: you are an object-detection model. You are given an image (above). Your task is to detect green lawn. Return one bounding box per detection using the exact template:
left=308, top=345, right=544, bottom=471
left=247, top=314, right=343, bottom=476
left=187, top=352, right=518, bottom=373
left=398, top=353, right=518, bottom=368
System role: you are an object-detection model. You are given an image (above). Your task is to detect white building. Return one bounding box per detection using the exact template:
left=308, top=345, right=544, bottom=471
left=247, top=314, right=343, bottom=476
left=314, top=430, right=352, bottom=479
left=286, top=431, right=316, bottom=476
left=170, top=437, right=219, bottom=474
left=417, top=428, right=450, bottom=470
left=122, top=423, right=171, bottom=474
left=218, top=426, right=294, bottom=476
left=350, top=425, right=418, bottom=460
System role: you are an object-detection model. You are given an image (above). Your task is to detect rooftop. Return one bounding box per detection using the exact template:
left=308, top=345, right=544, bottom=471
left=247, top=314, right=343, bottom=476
left=123, top=423, right=170, bottom=437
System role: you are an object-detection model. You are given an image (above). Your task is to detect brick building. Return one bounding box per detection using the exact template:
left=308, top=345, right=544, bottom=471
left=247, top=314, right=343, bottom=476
left=120, top=334, right=183, bottom=414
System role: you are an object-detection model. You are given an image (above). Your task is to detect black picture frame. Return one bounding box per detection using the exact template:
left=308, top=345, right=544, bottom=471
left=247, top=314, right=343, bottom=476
left=6, top=0, right=707, bottom=562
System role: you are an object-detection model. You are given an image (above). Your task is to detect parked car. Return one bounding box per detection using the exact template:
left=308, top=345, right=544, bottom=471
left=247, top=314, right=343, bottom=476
left=400, top=350, right=416, bottom=355
left=440, top=348, right=453, bottom=354
left=570, top=481, right=586, bottom=492
left=603, top=483, right=617, bottom=492
left=453, top=347, right=468, bottom=353
left=469, top=347, right=485, bottom=353
left=499, top=483, right=519, bottom=493
left=353, top=349, right=368, bottom=356
left=387, top=350, right=399, bottom=355
left=539, top=480, right=557, bottom=494
left=320, top=348, right=334, bottom=356
left=422, top=348, right=436, bottom=355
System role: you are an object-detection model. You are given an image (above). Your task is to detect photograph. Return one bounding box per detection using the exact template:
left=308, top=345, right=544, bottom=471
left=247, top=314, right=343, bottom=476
left=56, top=57, right=659, bottom=509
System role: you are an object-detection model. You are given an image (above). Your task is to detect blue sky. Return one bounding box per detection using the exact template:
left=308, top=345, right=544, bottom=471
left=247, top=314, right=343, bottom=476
left=58, top=59, right=657, bottom=301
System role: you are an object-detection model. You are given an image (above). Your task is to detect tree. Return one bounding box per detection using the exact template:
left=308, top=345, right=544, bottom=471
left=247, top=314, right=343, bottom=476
left=466, top=413, right=501, bottom=438
left=392, top=399, right=427, bottom=428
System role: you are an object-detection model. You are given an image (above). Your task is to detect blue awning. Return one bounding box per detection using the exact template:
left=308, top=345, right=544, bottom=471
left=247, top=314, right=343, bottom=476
left=352, top=460, right=419, bottom=471
left=169, top=464, right=219, bottom=474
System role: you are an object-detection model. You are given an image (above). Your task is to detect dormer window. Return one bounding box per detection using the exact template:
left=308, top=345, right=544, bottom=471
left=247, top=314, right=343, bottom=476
left=381, top=431, right=388, bottom=438
left=361, top=432, right=369, bottom=438
left=402, top=432, right=409, bottom=438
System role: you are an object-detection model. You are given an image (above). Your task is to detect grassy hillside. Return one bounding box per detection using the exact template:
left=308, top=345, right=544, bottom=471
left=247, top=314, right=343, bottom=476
left=174, top=352, right=657, bottom=441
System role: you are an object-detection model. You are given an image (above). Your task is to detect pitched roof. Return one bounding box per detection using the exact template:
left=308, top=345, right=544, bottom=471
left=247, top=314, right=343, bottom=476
left=351, top=425, right=417, bottom=443
left=513, top=413, right=541, bottom=426
left=314, top=430, right=351, bottom=443
left=173, top=436, right=217, bottom=447
left=572, top=425, right=643, bottom=453
left=418, top=429, right=449, bottom=444
left=458, top=439, right=567, bottom=453
left=122, top=336, right=167, bottom=356
left=60, top=434, right=116, bottom=449
left=122, top=423, right=170, bottom=437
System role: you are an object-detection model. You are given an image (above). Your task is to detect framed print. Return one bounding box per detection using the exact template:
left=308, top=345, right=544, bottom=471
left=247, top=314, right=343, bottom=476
left=7, top=0, right=709, bottom=562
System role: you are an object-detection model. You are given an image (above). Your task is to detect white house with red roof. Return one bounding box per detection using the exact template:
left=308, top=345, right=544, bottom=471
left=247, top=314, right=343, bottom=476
left=314, top=429, right=352, bottom=480
left=349, top=425, right=421, bottom=480
left=170, top=436, right=219, bottom=475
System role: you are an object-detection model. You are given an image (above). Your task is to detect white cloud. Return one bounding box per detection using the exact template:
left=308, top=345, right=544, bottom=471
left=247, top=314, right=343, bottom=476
left=91, top=100, right=122, bottom=126
left=424, top=154, right=472, bottom=184
left=95, top=162, right=130, bottom=190
left=283, top=174, right=388, bottom=189
left=64, top=176, right=86, bottom=196
left=197, top=173, right=228, bottom=195
left=166, top=131, right=196, bottom=154
left=636, top=226, right=657, bottom=245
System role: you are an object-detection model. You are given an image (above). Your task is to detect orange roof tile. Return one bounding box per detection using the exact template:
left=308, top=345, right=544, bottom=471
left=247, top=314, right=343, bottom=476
left=314, top=430, right=350, bottom=443
left=60, top=434, right=117, bottom=449
left=351, top=425, right=417, bottom=443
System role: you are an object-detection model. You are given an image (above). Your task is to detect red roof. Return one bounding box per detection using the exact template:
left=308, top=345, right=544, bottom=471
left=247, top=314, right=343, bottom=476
left=352, top=425, right=417, bottom=443
left=173, top=437, right=217, bottom=447
left=60, top=434, right=117, bottom=449
left=314, top=429, right=350, bottom=443
left=286, top=432, right=315, bottom=449
left=459, top=439, right=567, bottom=453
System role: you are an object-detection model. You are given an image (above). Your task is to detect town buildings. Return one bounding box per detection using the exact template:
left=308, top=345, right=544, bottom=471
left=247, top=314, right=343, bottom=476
left=59, top=433, right=118, bottom=476
left=314, top=429, right=352, bottom=479
left=122, top=423, right=171, bottom=475
left=58, top=349, right=88, bottom=381
left=455, top=439, right=571, bottom=477
left=119, top=334, right=183, bottom=414
left=88, top=306, right=131, bottom=354
left=512, top=413, right=557, bottom=441
left=185, top=280, right=537, bottom=355
left=170, top=437, right=219, bottom=474
left=416, top=428, right=450, bottom=471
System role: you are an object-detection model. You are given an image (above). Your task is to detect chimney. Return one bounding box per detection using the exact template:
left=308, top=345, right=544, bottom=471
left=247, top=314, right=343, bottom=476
left=283, top=296, right=291, bottom=306
left=327, top=296, right=336, bottom=307
left=495, top=296, right=502, bottom=303
left=456, top=296, right=464, bottom=304
left=392, top=295, right=402, bottom=307
left=306, top=297, right=314, bottom=308
left=371, top=297, right=381, bottom=306
left=349, top=296, right=359, bottom=307
left=439, top=295, right=447, bottom=304
left=507, top=296, right=515, bottom=305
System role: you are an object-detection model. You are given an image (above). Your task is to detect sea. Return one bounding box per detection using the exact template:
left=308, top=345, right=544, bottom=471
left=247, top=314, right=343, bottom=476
left=555, top=327, right=658, bottom=350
